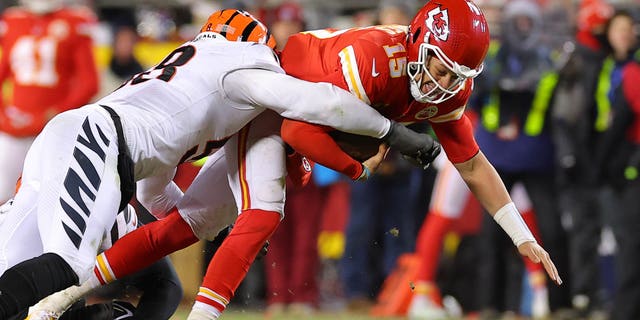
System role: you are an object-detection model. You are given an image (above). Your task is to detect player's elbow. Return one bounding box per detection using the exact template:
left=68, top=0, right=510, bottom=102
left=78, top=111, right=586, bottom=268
left=281, top=120, right=300, bottom=147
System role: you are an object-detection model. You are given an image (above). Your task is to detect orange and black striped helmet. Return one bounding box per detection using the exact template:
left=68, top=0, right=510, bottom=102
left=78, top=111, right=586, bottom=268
left=200, top=9, right=276, bottom=50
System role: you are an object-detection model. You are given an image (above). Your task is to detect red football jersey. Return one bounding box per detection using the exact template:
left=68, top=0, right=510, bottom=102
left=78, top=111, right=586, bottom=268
left=0, top=6, right=99, bottom=136
left=280, top=25, right=479, bottom=179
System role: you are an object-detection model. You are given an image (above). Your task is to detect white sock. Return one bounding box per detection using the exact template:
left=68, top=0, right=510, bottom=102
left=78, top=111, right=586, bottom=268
left=187, top=302, right=222, bottom=320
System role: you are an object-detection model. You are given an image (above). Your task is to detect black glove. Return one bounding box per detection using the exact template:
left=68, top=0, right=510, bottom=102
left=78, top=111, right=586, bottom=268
left=402, top=139, right=441, bottom=169
left=383, top=120, right=441, bottom=169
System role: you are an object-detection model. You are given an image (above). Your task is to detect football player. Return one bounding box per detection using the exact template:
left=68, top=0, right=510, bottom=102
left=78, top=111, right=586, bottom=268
left=407, top=155, right=550, bottom=319
left=0, top=0, right=99, bottom=204
left=0, top=197, right=183, bottom=320
left=0, top=7, right=436, bottom=319
left=0, top=175, right=184, bottom=320
left=42, top=2, right=562, bottom=320
left=278, top=0, right=561, bottom=285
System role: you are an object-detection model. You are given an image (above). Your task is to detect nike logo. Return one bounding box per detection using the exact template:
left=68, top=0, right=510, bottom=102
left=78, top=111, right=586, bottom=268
left=372, top=58, right=380, bottom=77
left=113, top=303, right=134, bottom=319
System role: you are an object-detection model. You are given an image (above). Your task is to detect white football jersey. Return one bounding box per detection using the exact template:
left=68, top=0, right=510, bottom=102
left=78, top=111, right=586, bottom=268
left=97, top=32, right=390, bottom=181
left=97, top=34, right=282, bottom=179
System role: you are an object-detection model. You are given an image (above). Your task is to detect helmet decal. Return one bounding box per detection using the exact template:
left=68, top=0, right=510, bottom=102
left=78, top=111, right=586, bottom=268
left=199, top=9, right=276, bottom=50
left=426, top=6, right=450, bottom=42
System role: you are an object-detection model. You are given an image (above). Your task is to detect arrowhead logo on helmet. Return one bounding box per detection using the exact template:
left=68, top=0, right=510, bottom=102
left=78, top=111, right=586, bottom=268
left=426, top=7, right=450, bottom=41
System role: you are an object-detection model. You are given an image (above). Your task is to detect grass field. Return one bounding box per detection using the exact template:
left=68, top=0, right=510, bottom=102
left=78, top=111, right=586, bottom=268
left=169, top=306, right=407, bottom=320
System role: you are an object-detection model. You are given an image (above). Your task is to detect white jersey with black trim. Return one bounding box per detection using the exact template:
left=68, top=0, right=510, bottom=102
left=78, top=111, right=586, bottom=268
left=96, top=35, right=281, bottom=179
left=97, top=33, right=390, bottom=180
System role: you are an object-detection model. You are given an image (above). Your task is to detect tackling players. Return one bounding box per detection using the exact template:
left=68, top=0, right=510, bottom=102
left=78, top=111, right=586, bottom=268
left=0, top=8, right=435, bottom=319
left=49, top=1, right=562, bottom=320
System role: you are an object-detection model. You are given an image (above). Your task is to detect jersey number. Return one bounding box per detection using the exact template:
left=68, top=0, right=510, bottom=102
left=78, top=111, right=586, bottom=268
left=11, top=36, right=59, bottom=86
left=121, top=44, right=214, bottom=164
left=179, top=139, right=229, bottom=164
left=383, top=44, right=407, bottom=78
left=129, top=45, right=196, bottom=85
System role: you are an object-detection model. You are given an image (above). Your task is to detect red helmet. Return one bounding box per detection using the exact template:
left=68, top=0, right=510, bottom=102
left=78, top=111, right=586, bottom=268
left=407, top=0, right=490, bottom=103
left=200, top=9, right=276, bottom=50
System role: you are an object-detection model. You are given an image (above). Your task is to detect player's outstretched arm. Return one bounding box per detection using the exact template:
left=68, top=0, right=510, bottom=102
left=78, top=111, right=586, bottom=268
left=453, top=151, right=562, bottom=285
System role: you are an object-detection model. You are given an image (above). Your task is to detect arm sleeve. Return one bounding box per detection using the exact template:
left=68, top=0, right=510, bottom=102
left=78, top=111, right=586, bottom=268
left=431, top=114, right=479, bottom=164
left=222, top=68, right=390, bottom=138
left=281, top=119, right=363, bottom=179
left=136, top=169, right=184, bottom=219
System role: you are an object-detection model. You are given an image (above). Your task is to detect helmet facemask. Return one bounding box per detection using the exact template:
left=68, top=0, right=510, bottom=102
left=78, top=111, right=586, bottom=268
left=407, top=41, right=483, bottom=104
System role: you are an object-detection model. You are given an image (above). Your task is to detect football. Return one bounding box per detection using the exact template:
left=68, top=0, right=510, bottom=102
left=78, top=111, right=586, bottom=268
left=328, top=131, right=383, bottom=162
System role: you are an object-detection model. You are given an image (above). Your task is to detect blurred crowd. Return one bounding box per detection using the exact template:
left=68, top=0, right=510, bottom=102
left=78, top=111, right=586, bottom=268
left=4, top=0, right=640, bottom=319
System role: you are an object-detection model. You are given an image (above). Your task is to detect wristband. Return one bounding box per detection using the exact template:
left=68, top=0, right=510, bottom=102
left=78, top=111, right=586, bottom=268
left=493, top=202, right=536, bottom=246
left=357, top=164, right=371, bottom=181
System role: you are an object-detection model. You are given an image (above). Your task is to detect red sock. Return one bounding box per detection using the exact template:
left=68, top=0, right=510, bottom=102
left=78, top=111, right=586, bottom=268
left=521, top=209, right=544, bottom=273
left=195, top=209, right=281, bottom=312
left=415, top=212, right=454, bottom=283
left=94, top=208, right=198, bottom=284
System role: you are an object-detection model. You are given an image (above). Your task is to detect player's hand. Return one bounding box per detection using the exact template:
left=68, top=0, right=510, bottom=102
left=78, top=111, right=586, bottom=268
left=518, top=241, right=563, bottom=285
left=383, top=120, right=441, bottom=169
left=362, top=143, right=390, bottom=174
left=357, top=143, right=389, bottom=181
left=402, top=139, right=441, bottom=169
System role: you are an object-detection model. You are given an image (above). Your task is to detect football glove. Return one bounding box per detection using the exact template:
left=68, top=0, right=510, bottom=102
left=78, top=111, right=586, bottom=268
left=383, top=121, right=441, bottom=169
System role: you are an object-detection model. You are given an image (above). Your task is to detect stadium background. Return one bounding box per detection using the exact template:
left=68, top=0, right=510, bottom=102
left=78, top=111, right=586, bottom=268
left=3, top=0, right=640, bottom=319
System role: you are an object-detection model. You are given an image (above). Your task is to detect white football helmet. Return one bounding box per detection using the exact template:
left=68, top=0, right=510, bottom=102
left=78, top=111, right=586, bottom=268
left=20, top=0, right=63, bottom=15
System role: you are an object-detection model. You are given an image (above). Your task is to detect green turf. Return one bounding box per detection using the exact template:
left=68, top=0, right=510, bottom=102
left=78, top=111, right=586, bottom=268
left=169, top=308, right=405, bottom=319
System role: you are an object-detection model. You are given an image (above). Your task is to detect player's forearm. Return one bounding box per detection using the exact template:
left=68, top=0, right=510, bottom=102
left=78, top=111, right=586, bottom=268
left=454, top=151, right=535, bottom=246
left=223, top=69, right=391, bottom=139
left=136, top=171, right=183, bottom=219
left=453, top=151, right=511, bottom=215
left=281, top=119, right=363, bottom=179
